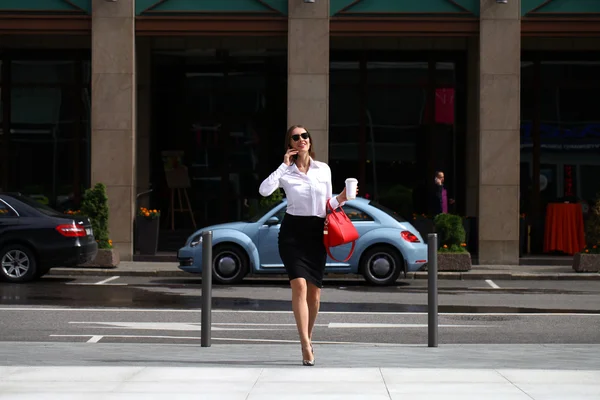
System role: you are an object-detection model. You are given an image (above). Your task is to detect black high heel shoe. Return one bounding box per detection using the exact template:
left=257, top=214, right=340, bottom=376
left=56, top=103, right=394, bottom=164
left=302, top=346, right=315, bottom=366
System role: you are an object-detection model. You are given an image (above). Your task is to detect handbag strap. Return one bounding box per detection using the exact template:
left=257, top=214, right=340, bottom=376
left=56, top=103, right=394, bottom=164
left=327, top=198, right=334, bottom=213
left=326, top=241, right=356, bottom=263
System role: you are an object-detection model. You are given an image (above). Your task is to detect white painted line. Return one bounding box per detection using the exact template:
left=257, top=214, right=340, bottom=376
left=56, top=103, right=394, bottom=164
left=94, top=276, right=121, bottom=285
left=87, top=335, right=103, bottom=343
left=69, top=321, right=298, bottom=332
left=66, top=283, right=128, bottom=286
left=485, top=280, right=500, bottom=289
left=2, top=307, right=600, bottom=316
left=328, top=323, right=495, bottom=329
left=50, top=334, right=413, bottom=347
left=68, top=321, right=491, bottom=331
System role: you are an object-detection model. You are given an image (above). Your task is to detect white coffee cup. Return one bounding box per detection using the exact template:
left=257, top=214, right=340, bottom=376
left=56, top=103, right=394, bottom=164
left=345, top=178, right=358, bottom=200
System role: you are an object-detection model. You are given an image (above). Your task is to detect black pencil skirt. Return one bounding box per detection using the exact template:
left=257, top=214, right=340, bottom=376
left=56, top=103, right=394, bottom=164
left=278, top=213, right=327, bottom=288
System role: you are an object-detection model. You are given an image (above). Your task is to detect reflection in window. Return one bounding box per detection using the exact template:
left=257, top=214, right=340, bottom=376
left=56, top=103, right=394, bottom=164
left=520, top=58, right=600, bottom=254
left=4, top=58, right=90, bottom=210
left=0, top=200, right=17, bottom=217
left=153, top=50, right=287, bottom=227
left=329, top=55, right=460, bottom=219
left=329, top=61, right=361, bottom=194
left=11, top=60, right=76, bottom=84
left=342, top=205, right=373, bottom=222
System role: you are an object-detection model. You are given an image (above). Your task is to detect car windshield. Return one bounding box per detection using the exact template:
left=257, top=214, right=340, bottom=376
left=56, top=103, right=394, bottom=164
left=369, top=201, right=407, bottom=223
left=247, top=200, right=284, bottom=223
left=12, top=195, right=67, bottom=217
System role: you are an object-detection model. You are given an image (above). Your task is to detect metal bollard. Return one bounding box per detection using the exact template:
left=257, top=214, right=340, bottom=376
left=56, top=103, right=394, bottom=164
left=201, top=231, right=213, bottom=347
left=427, top=233, right=438, bottom=348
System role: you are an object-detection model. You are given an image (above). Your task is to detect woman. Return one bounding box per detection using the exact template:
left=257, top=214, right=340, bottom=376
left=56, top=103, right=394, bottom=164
left=259, top=125, right=357, bottom=366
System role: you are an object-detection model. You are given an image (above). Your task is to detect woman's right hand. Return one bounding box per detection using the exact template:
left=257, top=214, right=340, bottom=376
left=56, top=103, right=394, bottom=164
left=283, top=148, right=298, bottom=166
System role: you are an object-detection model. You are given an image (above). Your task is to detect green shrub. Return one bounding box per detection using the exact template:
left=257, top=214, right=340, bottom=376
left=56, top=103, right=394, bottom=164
left=259, top=187, right=283, bottom=209
left=80, top=183, right=112, bottom=249
left=249, top=188, right=284, bottom=219
left=583, top=193, right=600, bottom=254
left=434, top=213, right=467, bottom=253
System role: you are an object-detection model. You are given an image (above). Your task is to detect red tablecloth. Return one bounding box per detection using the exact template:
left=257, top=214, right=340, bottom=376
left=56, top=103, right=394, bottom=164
left=543, top=203, right=585, bottom=255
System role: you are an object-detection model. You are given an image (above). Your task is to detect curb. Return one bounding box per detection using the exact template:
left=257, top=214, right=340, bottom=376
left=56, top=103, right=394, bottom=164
left=47, top=268, right=600, bottom=281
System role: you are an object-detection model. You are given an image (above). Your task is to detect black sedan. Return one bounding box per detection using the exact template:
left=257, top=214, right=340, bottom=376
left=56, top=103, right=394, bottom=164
left=0, top=193, right=98, bottom=283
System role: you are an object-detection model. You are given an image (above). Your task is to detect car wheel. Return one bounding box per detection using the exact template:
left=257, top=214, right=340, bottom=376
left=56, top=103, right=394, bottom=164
left=360, top=245, right=403, bottom=286
left=0, top=244, right=38, bottom=283
left=211, top=244, right=249, bottom=285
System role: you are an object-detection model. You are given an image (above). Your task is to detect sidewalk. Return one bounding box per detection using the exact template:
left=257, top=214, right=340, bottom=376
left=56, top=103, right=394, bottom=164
left=48, top=261, right=600, bottom=280
left=1, top=343, right=599, bottom=399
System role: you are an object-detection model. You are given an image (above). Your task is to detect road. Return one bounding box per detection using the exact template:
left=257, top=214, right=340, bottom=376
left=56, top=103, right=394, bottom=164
left=1, top=275, right=600, bottom=347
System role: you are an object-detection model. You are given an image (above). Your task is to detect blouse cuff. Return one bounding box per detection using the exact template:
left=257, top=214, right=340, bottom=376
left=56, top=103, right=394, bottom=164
left=329, top=196, right=344, bottom=210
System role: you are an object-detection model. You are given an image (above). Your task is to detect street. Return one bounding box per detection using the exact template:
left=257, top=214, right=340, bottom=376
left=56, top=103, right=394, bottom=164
left=1, top=274, right=600, bottom=399
left=1, top=275, right=600, bottom=346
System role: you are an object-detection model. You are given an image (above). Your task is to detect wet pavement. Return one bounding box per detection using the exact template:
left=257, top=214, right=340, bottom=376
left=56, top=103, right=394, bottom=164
left=2, top=275, right=600, bottom=314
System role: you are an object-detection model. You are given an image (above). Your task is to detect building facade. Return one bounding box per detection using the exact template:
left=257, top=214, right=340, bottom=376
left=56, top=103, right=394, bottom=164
left=1, top=0, right=599, bottom=264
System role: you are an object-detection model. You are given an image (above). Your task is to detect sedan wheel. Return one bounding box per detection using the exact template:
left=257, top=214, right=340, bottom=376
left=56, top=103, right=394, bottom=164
left=0, top=245, right=37, bottom=283
left=360, top=246, right=403, bottom=286
left=211, top=244, right=249, bottom=285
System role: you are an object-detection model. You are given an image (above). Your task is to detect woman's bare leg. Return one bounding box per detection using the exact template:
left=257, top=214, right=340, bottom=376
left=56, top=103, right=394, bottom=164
left=306, top=283, right=321, bottom=343
left=290, top=278, right=313, bottom=361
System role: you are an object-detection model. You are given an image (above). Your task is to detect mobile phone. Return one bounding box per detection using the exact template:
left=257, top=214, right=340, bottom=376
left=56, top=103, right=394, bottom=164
left=289, top=145, right=298, bottom=161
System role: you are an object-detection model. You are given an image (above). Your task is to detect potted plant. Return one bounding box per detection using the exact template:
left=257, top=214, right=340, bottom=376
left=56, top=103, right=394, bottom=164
left=136, top=207, right=161, bottom=255
left=78, top=183, right=119, bottom=267
left=573, top=193, right=600, bottom=272
left=434, top=213, right=472, bottom=271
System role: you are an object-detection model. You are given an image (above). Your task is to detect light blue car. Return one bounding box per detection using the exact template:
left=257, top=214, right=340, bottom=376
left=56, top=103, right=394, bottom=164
left=177, top=197, right=428, bottom=286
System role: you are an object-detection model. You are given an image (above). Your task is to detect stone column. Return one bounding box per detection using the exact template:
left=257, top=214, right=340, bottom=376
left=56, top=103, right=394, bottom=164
left=478, top=0, right=521, bottom=264
left=287, top=0, right=330, bottom=161
left=91, top=0, right=136, bottom=260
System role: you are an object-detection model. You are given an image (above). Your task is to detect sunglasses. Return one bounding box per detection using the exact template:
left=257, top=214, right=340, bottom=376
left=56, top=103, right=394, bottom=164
left=291, top=132, right=309, bottom=142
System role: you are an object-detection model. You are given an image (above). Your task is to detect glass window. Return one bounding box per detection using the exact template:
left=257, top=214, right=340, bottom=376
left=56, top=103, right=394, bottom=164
left=330, top=61, right=360, bottom=85
left=0, top=200, right=17, bottom=217
left=540, top=61, right=600, bottom=85
left=274, top=206, right=287, bottom=222
left=520, top=57, right=600, bottom=255
left=342, top=205, right=373, bottom=222
left=153, top=50, right=287, bottom=226
left=329, top=84, right=361, bottom=191
left=521, top=61, right=535, bottom=87
left=580, top=166, right=600, bottom=203
left=11, top=60, right=76, bottom=84
left=330, top=53, right=462, bottom=219
left=4, top=56, right=90, bottom=210
left=369, top=201, right=406, bottom=223
left=11, top=194, right=64, bottom=217
left=367, top=61, right=428, bottom=86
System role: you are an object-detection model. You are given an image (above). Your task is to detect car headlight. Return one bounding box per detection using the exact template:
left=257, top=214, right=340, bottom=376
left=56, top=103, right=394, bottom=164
left=190, top=233, right=203, bottom=247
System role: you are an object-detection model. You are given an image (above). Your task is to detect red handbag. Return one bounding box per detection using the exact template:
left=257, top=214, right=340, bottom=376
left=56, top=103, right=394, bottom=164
left=323, top=199, right=360, bottom=262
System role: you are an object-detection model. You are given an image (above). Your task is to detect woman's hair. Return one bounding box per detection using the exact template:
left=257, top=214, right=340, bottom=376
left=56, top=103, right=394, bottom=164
left=285, top=125, right=316, bottom=159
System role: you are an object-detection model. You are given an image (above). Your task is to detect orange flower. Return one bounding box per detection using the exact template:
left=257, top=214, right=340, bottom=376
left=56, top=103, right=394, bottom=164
left=443, top=245, right=448, bottom=249
left=593, top=245, right=597, bottom=249
left=585, top=249, right=589, bottom=253
left=461, top=243, right=467, bottom=247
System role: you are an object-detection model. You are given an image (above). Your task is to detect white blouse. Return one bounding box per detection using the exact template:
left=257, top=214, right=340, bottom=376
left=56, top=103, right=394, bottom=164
left=259, top=159, right=342, bottom=218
